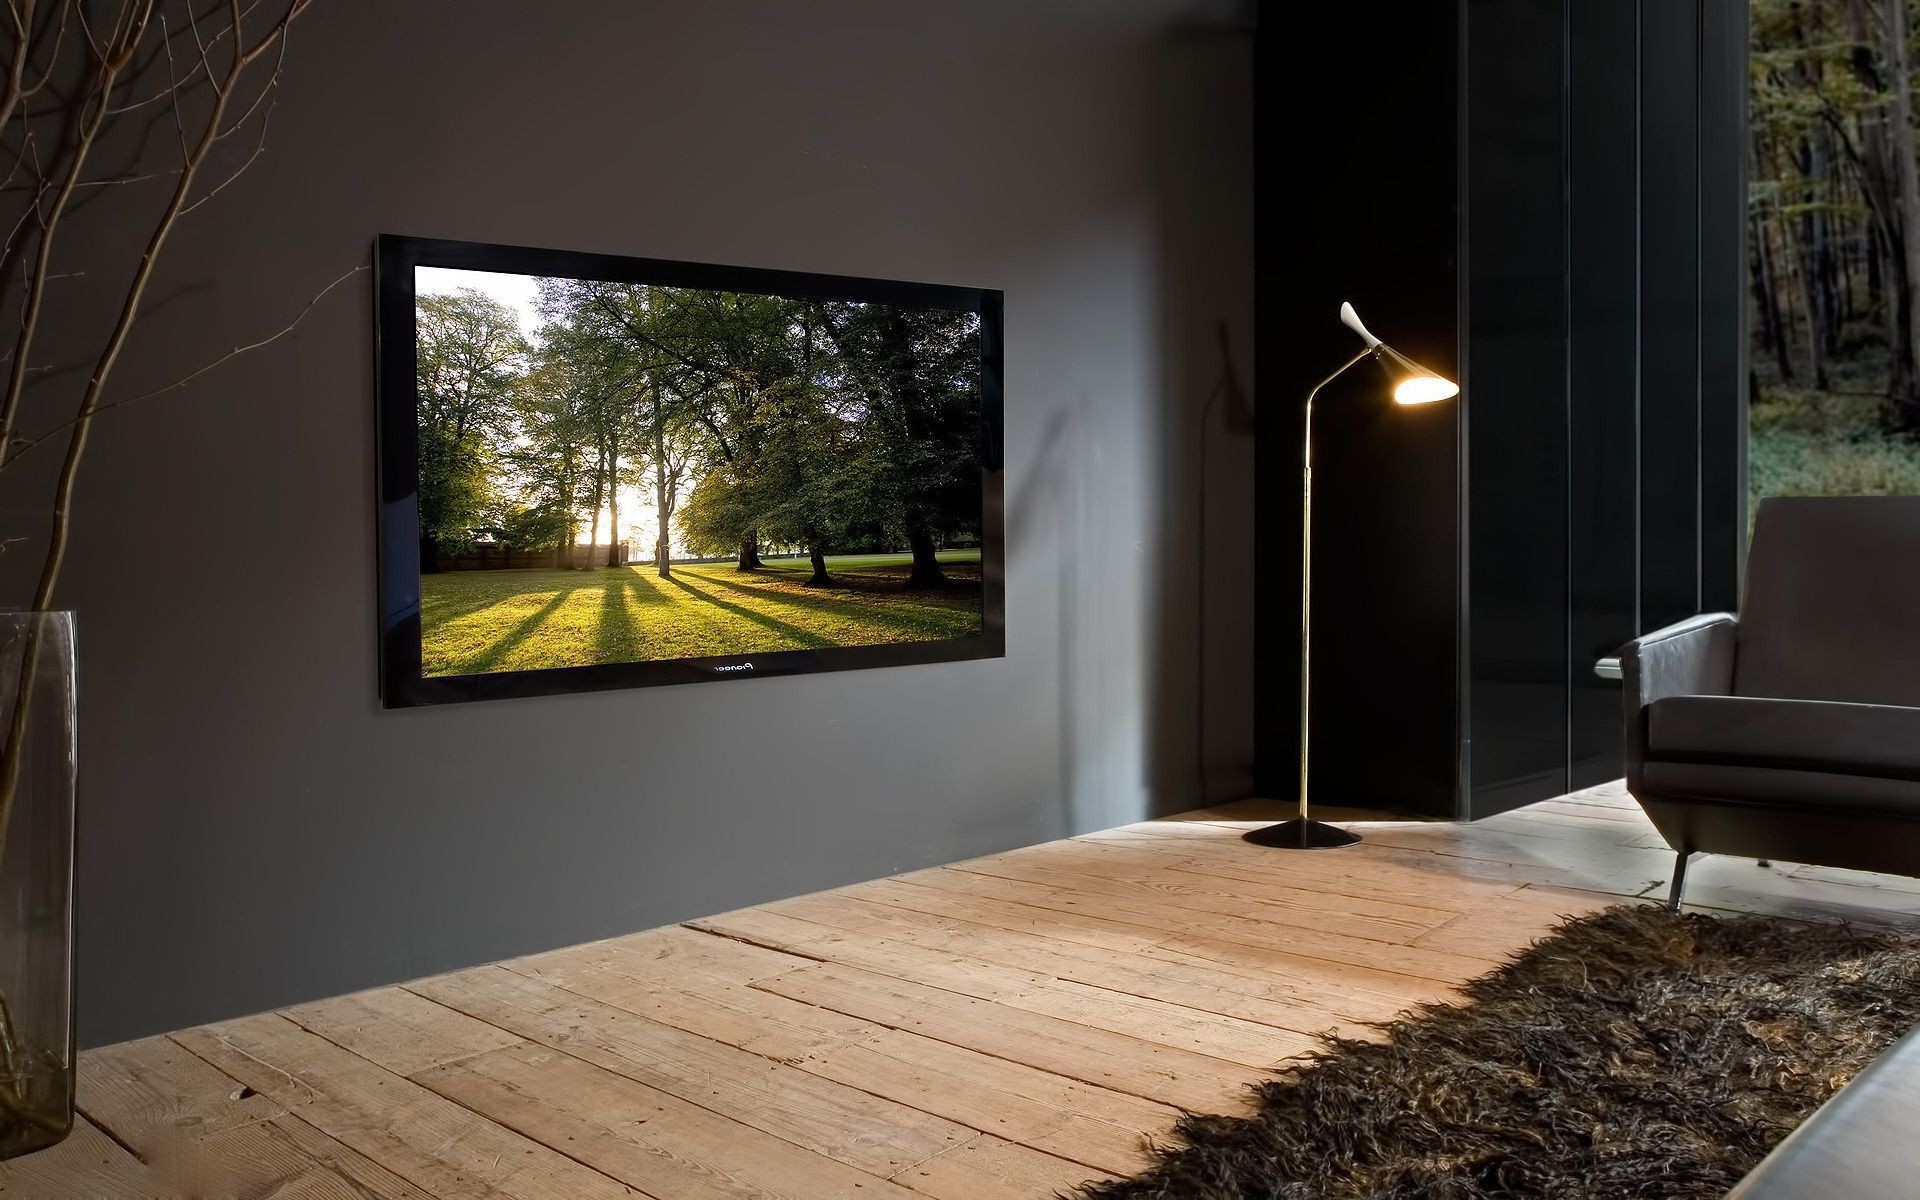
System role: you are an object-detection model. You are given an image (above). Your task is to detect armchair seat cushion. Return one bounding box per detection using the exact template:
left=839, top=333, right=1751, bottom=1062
left=1645, top=695, right=1920, bottom=780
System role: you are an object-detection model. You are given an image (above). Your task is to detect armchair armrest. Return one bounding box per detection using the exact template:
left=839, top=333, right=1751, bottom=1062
left=1621, top=613, right=1738, bottom=706
left=1619, top=613, right=1737, bottom=788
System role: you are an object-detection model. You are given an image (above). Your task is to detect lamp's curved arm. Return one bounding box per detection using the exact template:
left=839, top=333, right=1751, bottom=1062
left=1306, top=347, right=1377, bottom=407
left=1303, top=346, right=1375, bottom=470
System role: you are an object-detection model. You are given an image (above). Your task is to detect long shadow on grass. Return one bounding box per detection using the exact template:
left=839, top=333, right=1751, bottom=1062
left=661, top=574, right=840, bottom=650
left=421, top=569, right=605, bottom=629
left=587, top=569, right=686, bottom=661
left=689, top=570, right=982, bottom=638
left=454, top=588, right=573, bottom=675
left=611, top=567, right=677, bottom=604
left=752, top=564, right=939, bottom=593
left=595, top=574, right=644, bottom=660
left=420, top=581, right=557, bottom=629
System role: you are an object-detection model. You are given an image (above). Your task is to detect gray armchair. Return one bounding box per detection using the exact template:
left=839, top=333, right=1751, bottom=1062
left=1622, top=495, right=1920, bottom=908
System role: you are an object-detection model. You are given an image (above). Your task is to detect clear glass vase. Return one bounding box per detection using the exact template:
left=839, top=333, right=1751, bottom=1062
left=0, top=612, right=74, bottom=1160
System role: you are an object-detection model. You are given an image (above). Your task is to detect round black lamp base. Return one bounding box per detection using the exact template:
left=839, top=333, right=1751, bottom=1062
left=1242, top=818, right=1362, bottom=849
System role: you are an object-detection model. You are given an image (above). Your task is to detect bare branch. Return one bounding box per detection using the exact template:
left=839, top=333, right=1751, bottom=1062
left=0, top=2, right=142, bottom=455
left=183, top=0, right=215, bottom=97
left=160, top=11, right=187, bottom=161
left=227, top=0, right=240, bottom=80
left=3, top=262, right=364, bottom=469
left=103, top=2, right=246, bottom=114
left=177, top=108, right=265, bottom=213
left=19, top=5, right=77, bottom=103
left=29, top=0, right=307, bottom=611
left=0, top=131, right=36, bottom=195
left=211, top=26, right=281, bottom=139
left=71, top=165, right=178, bottom=189
left=0, top=0, right=35, bottom=141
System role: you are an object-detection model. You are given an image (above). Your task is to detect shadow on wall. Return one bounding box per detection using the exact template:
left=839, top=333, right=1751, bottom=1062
left=1145, top=28, right=1257, bottom=818
left=1009, top=407, right=1080, bottom=836
left=1004, top=25, right=1257, bottom=838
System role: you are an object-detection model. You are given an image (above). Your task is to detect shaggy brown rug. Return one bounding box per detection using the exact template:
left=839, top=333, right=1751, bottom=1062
left=1075, top=904, right=1920, bottom=1200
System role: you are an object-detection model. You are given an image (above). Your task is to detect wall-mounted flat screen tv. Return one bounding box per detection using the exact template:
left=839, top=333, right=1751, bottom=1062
left=375, top=235, right=1004, bottom=707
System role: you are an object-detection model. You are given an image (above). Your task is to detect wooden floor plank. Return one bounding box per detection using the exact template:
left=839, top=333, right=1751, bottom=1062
left=888, top=1133, right=1110, bottom=1200
left=933, top=848, right=1458, bottom=941
left=1790, top=862, right=1920, bottom=896
left=418, top=1044, right=917, bottom=1200
left=696, top=904, right=1048, bottom=1002
left=695, top=902, right=1323, bottom=1066
left=859, top=872, right=1501, bottom=985
left=954, top=836, right=1469, bottom=922
left=755, top=960, right=1265, bottom=1113
left=621, top=920, right=1187, bottom=1176
left=284, top=985, right=528, bottom=1077
left=919, top=858, right=1451, bottom=944
left=0, top=1116, right=166, bottom=1198
left=1081, top=831, right=1526, bottom=910
left=1407, top=886, right=1628, bottom=960
left=880, top=865, right=1492, bottom=972
left=80, top=1034, right=291, bottom=1145
left=173, top=1013, right=642, bottom=1199
left=78, top=1034, right=436, bottom=1200
left=701, top=894, right=1408, bottom=1036
left=517, top=924, right=819, bottom=988
left=1349, top=823, right=1672, bottom=880
left=404, top=965, right=971, bottom=1178
left=1665, top=856, right=1920, bottom=926
left=812, top=869, right=1463, bottom=1002
left=1527, top=799, right=1649, bottom=824
left=263, top=1114, right=446, bottom=1200
left=794, top=1028, right=1174, bottom=1177
left=502, top=950, right=882, bottom=1064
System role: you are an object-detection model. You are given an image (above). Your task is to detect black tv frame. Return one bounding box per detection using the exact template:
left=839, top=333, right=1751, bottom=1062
left=374, top=234, right=1005, bottom=708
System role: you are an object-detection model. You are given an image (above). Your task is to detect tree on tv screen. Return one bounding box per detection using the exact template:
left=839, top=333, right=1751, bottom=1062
left=415, top=279, right=982, bottom=587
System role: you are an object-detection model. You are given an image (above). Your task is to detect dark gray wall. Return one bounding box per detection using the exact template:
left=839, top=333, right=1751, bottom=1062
left=8, top=0, right=1253, bottom=1046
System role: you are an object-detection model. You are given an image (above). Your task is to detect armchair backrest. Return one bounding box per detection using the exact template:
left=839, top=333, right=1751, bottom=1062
left=1734, top=496, right=1920, bottom=705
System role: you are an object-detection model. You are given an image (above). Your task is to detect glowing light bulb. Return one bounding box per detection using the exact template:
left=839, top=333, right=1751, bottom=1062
left=1393, top=374, right=1459, bottom=405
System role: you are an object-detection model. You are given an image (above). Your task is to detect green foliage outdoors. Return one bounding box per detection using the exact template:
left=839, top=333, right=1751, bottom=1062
left=420, top=552, right=983, bottom=677
left=415, top=292, right=527, bottom=556
left=1748, top=1, right=1920, bottom=523
left=1749, top=425, right=1920, bottom=507
left=1750, top=383, right=1920, bottom=516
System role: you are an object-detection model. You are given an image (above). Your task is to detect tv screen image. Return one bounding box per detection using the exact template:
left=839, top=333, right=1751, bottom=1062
left=375, top=236, right=1004, bottom=706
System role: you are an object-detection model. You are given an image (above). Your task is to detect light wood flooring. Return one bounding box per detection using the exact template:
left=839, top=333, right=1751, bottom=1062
left=8, top=781, right=1920, bottom=1198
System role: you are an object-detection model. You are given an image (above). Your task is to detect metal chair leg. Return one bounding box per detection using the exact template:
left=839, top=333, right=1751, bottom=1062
left=1667, top=850, right=1695, bottom=911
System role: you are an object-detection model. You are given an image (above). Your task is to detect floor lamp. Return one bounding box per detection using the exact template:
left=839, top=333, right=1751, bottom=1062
left=1245, top=303, right=1459, bottom=849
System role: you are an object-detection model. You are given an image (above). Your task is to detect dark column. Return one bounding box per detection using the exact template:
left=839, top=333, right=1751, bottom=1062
left=1464, top=0, right=1570, bottom=817
left=1568, top=0, right=1643, bottom=790
left=1639, top=0, right=1704, bottom=635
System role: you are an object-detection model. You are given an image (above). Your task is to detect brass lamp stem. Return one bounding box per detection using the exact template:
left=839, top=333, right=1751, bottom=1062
left=1300, top=347, right=1375, bottom=820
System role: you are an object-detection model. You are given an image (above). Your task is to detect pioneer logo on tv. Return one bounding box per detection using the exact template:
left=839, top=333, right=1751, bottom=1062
left=712, top=662, right=756, bottom=674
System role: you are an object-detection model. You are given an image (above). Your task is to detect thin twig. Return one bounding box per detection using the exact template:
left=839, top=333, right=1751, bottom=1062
left=2, top=263, right=365, bottom=469
left=0, top=0, right=147, bottom=463
left=160, top=11, right=188, bottom=161
left=178, top=84, right=273, bottom=214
